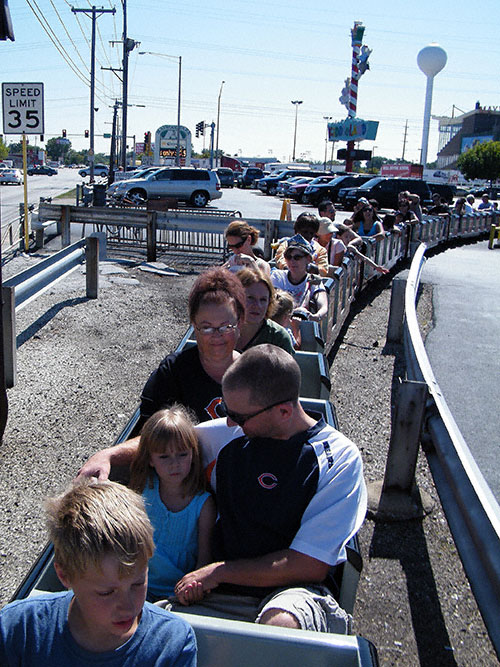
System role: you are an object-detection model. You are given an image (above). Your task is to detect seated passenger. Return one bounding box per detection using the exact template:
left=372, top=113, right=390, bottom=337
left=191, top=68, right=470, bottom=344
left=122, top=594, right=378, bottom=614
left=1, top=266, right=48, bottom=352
left=273, top=213, right=329, bottom=277
left=140, top=267, right=245, bottom=425
left=477, top=193, right=493, bottom=210
left=271, top=289, right=301, bottom=350
left=351, top=204, right=385, bottom=241
left=335, top=223, right=389, bottom=275
left=129, top=406, right=216, bottom=602
left=78, top=345, right=367, bottom=633
left=428, top=193, right=450, bottom=215
left=316, top=216, right=346, bottom=270
left=396, top=200, right=419, bottom=223
left=222, top=220, right=270, bottom=275
left=271, top=235, right=329, bottom=322
left=235, top=267, right=295, bottom=354
left=0, top=479, right=196, bottom=665
left=398, top=191, right=423, bottom=221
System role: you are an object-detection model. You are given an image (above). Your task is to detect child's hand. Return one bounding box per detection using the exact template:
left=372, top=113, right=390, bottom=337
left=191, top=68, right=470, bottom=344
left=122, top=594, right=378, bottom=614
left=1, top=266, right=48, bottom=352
left=174, top=562, right=221, bottom=604
left=175, top=581, right=204, bottom=606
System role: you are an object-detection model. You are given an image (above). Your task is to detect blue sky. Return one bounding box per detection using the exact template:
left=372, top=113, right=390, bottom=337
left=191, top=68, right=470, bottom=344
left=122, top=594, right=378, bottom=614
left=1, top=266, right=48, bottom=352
left=1, top=1, right=498, bottom=164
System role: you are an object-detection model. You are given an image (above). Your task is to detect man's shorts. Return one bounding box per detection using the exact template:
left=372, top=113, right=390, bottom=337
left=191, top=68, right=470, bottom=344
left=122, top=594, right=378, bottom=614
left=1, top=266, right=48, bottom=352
left=156, top=584, right=352, bottom=634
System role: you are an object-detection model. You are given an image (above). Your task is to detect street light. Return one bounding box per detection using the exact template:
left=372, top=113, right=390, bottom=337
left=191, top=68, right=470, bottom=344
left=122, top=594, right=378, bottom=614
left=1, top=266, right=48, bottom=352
left=138, top=51, right=182, bottom=166
left=291, top=100, right=303, bottom=161
left=216, top=80, right=225, bottom=168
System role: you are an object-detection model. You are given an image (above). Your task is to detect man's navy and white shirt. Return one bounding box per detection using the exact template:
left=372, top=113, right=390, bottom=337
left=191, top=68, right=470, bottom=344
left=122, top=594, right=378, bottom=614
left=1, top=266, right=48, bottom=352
left=196, top=416, right=366, bottom=594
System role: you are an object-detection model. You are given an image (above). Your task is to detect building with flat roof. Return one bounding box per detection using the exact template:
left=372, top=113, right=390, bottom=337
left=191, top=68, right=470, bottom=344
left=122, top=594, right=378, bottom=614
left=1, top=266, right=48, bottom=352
left=436, top=103, right=500, bottom=168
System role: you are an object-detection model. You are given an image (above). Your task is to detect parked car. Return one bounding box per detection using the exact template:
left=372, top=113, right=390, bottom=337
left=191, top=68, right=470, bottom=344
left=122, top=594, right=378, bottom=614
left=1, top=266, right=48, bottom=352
left=27, top=165, right=58, bottom=176
left=216, top=167, right=235, bottom=188
left=79, top=164, right=109, bottom=178
left=427, top=182, right=456, bottom=203
left=304, top=174, right=373, bottom=207
left=236, top=167, right=264, bottom=188
left=339, top=177, right=433, bottom=211
left=286, top=175, right=336, bottom=203
left=258, top=169, right=332, bottom=196
left=108, top=167, right=222, bottom=207
left=278, top=176, right=313, bottom=197
left=0, top=168, right=23, bottom=185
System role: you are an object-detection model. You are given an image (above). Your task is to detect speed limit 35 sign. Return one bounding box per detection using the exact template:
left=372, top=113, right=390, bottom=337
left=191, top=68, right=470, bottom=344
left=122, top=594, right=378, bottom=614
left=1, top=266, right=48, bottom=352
left=2, top=82, right=44, bottom=135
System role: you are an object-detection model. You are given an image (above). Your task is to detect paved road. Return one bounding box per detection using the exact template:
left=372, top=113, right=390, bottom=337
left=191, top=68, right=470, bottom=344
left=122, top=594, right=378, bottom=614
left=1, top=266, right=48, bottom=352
left=422, top=241, right=500, bottom=500
left=0, top=168, right=81, bottom=225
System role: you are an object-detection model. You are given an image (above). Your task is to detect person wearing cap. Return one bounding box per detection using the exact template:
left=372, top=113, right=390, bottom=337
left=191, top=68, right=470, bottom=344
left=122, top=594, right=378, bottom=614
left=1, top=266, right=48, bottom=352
left=273, top=213, right=329, bottom=277
left=270, top=234, right=328, bottom=322
left=477, top=193, right=493, bottom=210
left=315, top=217, right=346, bottom=271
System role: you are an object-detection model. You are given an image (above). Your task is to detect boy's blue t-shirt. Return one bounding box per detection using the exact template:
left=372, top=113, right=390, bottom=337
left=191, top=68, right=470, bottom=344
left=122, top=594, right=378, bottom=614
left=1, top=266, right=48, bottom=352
left=0, top=591, right=196, bottom=666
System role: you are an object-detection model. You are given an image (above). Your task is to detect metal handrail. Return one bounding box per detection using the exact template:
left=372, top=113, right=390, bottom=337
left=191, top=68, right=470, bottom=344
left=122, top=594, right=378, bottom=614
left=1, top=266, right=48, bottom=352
left=404, top=243, right=500, bottom=659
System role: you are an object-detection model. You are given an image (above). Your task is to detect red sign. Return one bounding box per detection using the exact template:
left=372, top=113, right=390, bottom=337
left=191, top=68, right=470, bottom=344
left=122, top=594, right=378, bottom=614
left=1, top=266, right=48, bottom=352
left=380, top=164, right=423, bottom=178
left=135, top=142, right=145, bottom=153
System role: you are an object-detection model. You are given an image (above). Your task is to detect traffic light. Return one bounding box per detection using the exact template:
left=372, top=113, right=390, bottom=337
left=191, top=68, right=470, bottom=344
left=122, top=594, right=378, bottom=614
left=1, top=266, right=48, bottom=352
left=195, top=121, right=204, bottom=138
left=84, top=129, right=89, bottom=138
left=62, top=129, right=66, bottom=138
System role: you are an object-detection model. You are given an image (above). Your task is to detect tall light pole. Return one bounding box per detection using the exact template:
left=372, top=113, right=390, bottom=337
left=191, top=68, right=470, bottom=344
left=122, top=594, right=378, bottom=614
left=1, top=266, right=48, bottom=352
left=323, top=115, right=332, bottom=170
left=291, top=100, right=303, bottom=161
left=216, top=80, right=225, bottom=168
left=417, top=43, right=447, bottom=167
left=138, top=51, right=182, bottom=166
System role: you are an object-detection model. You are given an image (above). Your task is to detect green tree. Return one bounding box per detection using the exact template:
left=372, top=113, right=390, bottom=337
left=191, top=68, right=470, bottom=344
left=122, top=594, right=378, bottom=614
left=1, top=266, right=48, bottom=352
left=457, top=141, right=500, bottom=191
left=0, top=138, right=8, bottom=160
left=46, top=137, right=72, bottom=161
left=8, top=141, right=22, bottom=154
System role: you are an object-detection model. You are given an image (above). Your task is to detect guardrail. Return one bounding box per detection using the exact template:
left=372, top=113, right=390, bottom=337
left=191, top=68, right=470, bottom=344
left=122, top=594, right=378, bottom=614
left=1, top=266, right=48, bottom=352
left=402, top=243, right=500, bottom=659
left=2, top=237, right=100, bottom=387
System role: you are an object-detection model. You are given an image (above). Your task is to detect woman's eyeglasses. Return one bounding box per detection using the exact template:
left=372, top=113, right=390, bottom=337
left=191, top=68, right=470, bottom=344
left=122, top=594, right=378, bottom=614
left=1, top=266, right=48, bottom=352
left=195, top=324, right=238, bottom=336
left=227, top=237, right=247, bottom=250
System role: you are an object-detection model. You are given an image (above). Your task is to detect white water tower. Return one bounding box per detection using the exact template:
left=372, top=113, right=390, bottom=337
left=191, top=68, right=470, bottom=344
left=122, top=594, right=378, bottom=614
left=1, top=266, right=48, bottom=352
left=418, top=44, right=447, bottom=166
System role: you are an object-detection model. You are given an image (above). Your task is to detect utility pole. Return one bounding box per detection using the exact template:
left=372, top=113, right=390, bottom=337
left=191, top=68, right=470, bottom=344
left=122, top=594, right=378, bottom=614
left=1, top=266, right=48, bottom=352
left=209, top=122, right=216, bottom=169
left=120, top=0, right=138, bottom=170
left=109, top=100, right=119, bottom=184
left=291, top=100, right=303, bottom=161
left=402, top=119, right=408, bottom=161
left=72, top=6, right=115, bottom=184
left=215, top=81, right=225, bottom=168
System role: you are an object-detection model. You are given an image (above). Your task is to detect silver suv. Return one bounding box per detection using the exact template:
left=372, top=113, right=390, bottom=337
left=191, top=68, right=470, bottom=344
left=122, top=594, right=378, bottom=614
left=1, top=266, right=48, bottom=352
left=109, top=167, right=222, bottom=207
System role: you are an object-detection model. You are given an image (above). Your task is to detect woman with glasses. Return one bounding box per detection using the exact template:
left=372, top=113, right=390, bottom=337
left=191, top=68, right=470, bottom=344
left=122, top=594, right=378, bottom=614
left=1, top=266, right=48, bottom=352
left=140, top=267, right=246, bottom=425
left=271, top=234, right=328, bottom=322
left=235, top=267, right=294, bottom=354
left=223, top=220, right=270, bottom=276
left=351, top=204, right=385, bottom=241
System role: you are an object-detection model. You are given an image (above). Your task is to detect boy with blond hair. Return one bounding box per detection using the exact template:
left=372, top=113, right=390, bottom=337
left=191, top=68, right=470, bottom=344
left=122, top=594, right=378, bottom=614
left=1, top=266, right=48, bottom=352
left=0, top=479, right=196, bottom=666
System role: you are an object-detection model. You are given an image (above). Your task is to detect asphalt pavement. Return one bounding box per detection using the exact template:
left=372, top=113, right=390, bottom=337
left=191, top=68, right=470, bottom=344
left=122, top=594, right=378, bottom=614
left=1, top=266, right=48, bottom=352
left=422, top=240, right=500, bottom=500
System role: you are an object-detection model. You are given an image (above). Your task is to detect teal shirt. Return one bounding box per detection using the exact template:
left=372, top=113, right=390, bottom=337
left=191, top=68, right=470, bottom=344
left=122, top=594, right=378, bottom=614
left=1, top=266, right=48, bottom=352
left=143, top=475, right=210, bottom=598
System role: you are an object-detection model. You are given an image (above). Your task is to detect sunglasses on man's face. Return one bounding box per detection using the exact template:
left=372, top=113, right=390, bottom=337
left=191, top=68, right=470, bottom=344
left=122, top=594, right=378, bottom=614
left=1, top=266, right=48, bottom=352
left=285, top=253, right=308, bottom=261
left=227, top=237, right=247, bottom=250
left=219, top=397, right=295, bottom=426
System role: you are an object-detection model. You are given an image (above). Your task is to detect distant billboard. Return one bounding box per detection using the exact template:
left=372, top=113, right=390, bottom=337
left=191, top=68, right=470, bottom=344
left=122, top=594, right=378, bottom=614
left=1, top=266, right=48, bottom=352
left=461, top=135, right=493, bottom=152
left=328, top=117, right=379, bottom=142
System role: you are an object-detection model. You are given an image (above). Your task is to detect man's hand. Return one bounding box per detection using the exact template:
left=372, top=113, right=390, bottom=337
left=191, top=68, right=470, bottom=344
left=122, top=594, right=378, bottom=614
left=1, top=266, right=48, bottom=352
left=75, top=450, right=112, bottom=481
left=375, top=265, right=390, bottom=275
left=174, top=562, right=222, bottom=606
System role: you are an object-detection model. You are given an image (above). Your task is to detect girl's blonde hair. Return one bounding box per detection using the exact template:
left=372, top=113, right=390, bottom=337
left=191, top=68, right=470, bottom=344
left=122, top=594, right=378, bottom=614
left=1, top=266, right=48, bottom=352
left=129, top=405, right=204, bottom=497
left=272, top=289, right=294, bottom=323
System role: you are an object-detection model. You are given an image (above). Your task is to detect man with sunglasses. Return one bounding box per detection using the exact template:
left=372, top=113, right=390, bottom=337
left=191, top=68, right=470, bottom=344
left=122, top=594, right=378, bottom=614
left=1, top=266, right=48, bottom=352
left=171, top=344, right=366, bottom=633
left=78, top=344, right=366, bottom=634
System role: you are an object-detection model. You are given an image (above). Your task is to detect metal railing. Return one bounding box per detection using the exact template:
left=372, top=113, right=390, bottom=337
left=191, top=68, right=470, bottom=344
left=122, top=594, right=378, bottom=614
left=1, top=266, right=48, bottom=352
left=2, top=237, right=99, bottom=387
left=403, top=243, right=500, bottom=659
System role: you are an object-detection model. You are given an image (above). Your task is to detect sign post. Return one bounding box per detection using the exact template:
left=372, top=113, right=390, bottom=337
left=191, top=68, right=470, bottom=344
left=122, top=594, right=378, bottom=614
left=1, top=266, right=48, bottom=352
left=2, top=82, right=45, bottom=251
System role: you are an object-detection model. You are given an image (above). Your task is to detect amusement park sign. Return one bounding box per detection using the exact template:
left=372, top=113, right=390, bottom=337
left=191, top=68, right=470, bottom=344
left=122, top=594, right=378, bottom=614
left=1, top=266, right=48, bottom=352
left=328, top=117, right=379, bottom=142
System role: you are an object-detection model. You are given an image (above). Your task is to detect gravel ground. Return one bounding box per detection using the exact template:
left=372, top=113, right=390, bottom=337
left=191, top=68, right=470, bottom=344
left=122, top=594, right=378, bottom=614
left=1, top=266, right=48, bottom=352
left=0, top=241, right=497, bottom=665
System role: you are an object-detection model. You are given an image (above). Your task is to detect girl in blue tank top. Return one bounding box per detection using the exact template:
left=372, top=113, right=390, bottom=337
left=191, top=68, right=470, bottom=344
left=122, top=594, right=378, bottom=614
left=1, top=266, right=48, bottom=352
left=129, top=405, right=216, bottom=602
